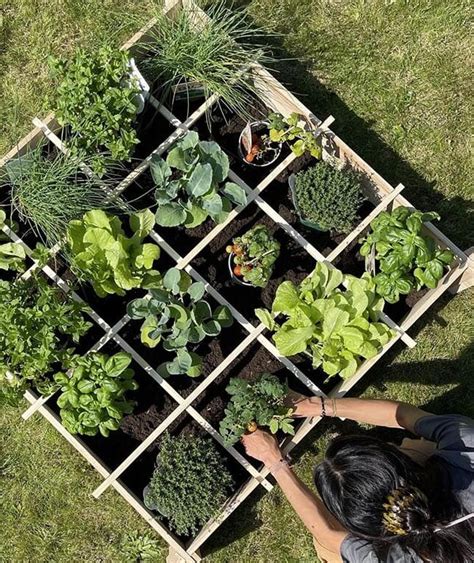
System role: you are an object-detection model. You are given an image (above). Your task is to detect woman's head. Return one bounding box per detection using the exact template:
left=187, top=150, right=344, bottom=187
left=314, top=435, right=474, bottom=562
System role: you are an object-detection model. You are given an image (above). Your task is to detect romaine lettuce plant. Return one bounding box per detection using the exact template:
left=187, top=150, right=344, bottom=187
left=152, top=131, right=247, bottom=228
left=67, top=209, right=161, bottom=297
left=256, top=262, right=394, bottom=380
left=127, top=268, right=233, bottom=377
left=54, top=351, right=138, bottom=437
left=0, top=210, right=26, bottom=271
left=267, top=112, right=321, bottom=158
left=359, top=207, right=455, bottom=303
left=0, top=275, right=91, bottom=403
left=226, top=224, right=280, bottom=287
left=219, top=373, right=295, bottom=446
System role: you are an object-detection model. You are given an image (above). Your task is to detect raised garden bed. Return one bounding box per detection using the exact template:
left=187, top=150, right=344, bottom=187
left=1, top=1, right=471, bottom=561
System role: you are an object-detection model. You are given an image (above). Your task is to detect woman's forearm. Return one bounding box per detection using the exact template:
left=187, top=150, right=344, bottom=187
left=299, top=397, right=431, bottom=432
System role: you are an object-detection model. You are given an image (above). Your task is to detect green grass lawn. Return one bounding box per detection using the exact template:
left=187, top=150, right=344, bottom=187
left=1, top=0, right=473, bottom=561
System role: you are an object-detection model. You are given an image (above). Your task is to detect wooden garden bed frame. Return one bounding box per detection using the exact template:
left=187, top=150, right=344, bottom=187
left=2, top=0, right=472, bottom=560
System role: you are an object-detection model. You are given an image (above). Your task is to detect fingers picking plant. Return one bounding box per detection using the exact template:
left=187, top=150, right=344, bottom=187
left=226, top=224, right=280, bottom=287
left=152, top=131, right=247, bottom=228
left=54, top=351, right=138, bottom=437
left=0, top=275, right=91, bottom=403
left=292, top=161, right=365, bottom=233
left=49, top=45, right=140, bottom=174
left=255, top=262, right=394, bottom=380
left=143, top=433, right=234, bottom=537
left=268, top=112, right=322, bottom=158
left=127, top=267, right=233, bottom=378
left=359, top=207, right=455, bottom=303
left=67, top=209, right=161, bottom=297
left=219, top=373, right=295, bottom=446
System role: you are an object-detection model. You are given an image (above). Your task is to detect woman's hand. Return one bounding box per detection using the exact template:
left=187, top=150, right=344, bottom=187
left=286, top=390, right=322, bottom=418
left=241, top=429, right=282, bottom=466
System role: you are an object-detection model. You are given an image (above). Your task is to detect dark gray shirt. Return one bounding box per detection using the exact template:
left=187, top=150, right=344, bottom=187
left=340, top=414, right=474, bottom=563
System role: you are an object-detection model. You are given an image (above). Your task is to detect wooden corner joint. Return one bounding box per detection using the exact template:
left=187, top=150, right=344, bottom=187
left=449, top=247, right=474, bottom=294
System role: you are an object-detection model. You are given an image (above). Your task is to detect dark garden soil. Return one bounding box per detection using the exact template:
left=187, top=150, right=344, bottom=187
left=191, top=202, right=317, bottom=326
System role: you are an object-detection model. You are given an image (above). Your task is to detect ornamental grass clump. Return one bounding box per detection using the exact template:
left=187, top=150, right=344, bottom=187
left=292, top=161, right=365, bottom=232
left=144, top=433, right=233, bottom=536
left=138, top=2, right=276, bottom=120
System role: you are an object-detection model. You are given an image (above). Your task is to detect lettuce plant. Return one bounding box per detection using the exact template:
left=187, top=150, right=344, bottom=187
left=219, top=373, right=295, bottom=446
left=144, top=433, right=233, bottom=537
left=67, top=209, right=161, bottom=297
left=359, top=207, right=454, bottom=303
left=127, top=268, right=233, bottom=377
left=0, top=275, right=91, bottom=403
left=256, top=262, right=394, bottom=380
left=54, top=352, right=138, bottom=437
left=152, top=131, right=247, bottom=228
left=226, top=224, right=280, bottom=287
left=267, top=112, right=321, bottom=158
left=0, top=210, right=26, bottom=271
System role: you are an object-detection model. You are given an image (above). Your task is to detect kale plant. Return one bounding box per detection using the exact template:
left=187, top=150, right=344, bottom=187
left=292, top=161, right=365, bottom=233
left=143, top=433, right=234, bottom=536
left=0, top=276, right=91, bottom=402
left=256, top=262, right=394, bottom=380
left=152, top=131, right=247, bottom=228
left=127, top=268, right=233, bottom=377
left=219, top=373, right=295, bottom=446
left=359, top=207, right=455, bottom=303
left=67, top=209, right=161, bottom=297
left=55, top=352, right=138, bottom=437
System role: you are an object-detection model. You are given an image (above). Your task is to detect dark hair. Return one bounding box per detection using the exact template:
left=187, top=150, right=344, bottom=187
left=314, top=435, right=474, bottom=562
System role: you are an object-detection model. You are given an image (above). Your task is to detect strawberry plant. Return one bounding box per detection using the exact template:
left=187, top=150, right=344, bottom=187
left=127, top=268, right=233, bottom=377
left=225, top=224, right=280, bottom=287
left=54, top=352, right=138, bottom=437
left=219, top=373, right=295, bottom=446
left=0, top=275, right=91, bottom=403
left=152, top=131, right=247, bottom=228
left=67, top=209, right=161, bottom=297
left=359, top=207, right=455, bottom=303
left=267, top=112, right=321, bottom=158
left=256, top=262, right=394, bottom=380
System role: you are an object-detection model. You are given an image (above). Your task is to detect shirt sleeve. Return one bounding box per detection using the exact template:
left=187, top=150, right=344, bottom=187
left=414, top=414, right=474, bottom=472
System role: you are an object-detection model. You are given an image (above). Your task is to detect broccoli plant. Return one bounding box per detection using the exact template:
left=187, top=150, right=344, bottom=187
left=67, top=209, right=161, bottom=297
left=256, top=262, right=394, bottom=380
left=144, top=433, right=234, bottom=537
left=219, top=373, right=295, bottom=446
left=267, top=112, right=321, bottom=158
left=226, top=224, right=280, bottom=287
left=152, top=131, right=247, bottom=228
left=127, top=268, right=233, bottom=377
left=359, top=207, right=455, bottom=303
left=54, top=351, right=138, bottom=437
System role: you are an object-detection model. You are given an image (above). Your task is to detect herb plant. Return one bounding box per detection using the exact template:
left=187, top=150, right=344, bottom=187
left=226, top=224, right=280, bottom=287
left=54, top=352, right=138, bottom=437
left=127, top=268, right=233, bottom=378
left=143, top=433, right=233, bottom=536
left=3, top=145, right=117, bottom=246
left=292, top=161, right=365, bottom=232
left=0, top=275, right=91, bottom=402
left=49, top=45, right=140, bottom=173
left=219, top=373, right=295, bottom=446
left=359, top=207, right=455, bottom=303
left=256, top=262, right=394, bottom=380
left=139, top=2, right=276, bottom=120
left=152, top=131, right=247, bottom=228
left=0, top=210, right=26, bottom=271
left=267, top=112, right=321, bottom=158
left=67, top=209, right=161, bottom=297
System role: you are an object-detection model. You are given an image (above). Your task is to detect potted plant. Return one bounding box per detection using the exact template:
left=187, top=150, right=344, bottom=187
left=152, top=131, right=247, bottom=228
left=359, top=207, right=455, bottom=304
left=267, top=112, right=322, bottom=159
left=238, top=121, right=282, bottom=167
left=289, top=161, right=365, bottom=232
left=143, top=433, right=234, bottom=537
left=225, top=224, right=281, bottom=288
left=127, top=267, right=233, bottom=378
left=256, top=262, right=394, bottom=380
left=219, top=373, right=295, bottom=447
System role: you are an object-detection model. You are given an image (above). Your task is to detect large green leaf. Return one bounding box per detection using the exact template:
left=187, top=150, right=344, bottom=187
left=322, top=307, right=349, bottom=338
left=150, top=155, right=171, bottom=187
left=201, top=192, right=223, bottom=216
left=129, top=209, right=155, bottom=238
left=272, top=281, right=300, bottom=314
left=166, top=146, right=189, bottom=171
left=273, top=325, right=313, bottom=356
left=105, top=352, right=132, bottom=377
left=221, top=182, right=247, bottom=206
left=155, top=203, right=187, bottom=227
left=184, top=203, right=209, bottom=228
left=134, top=243, right=160, bottom=270
left=186, top=163, right=213, bottom=197
left=214, top=305, right=233, bottom=328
